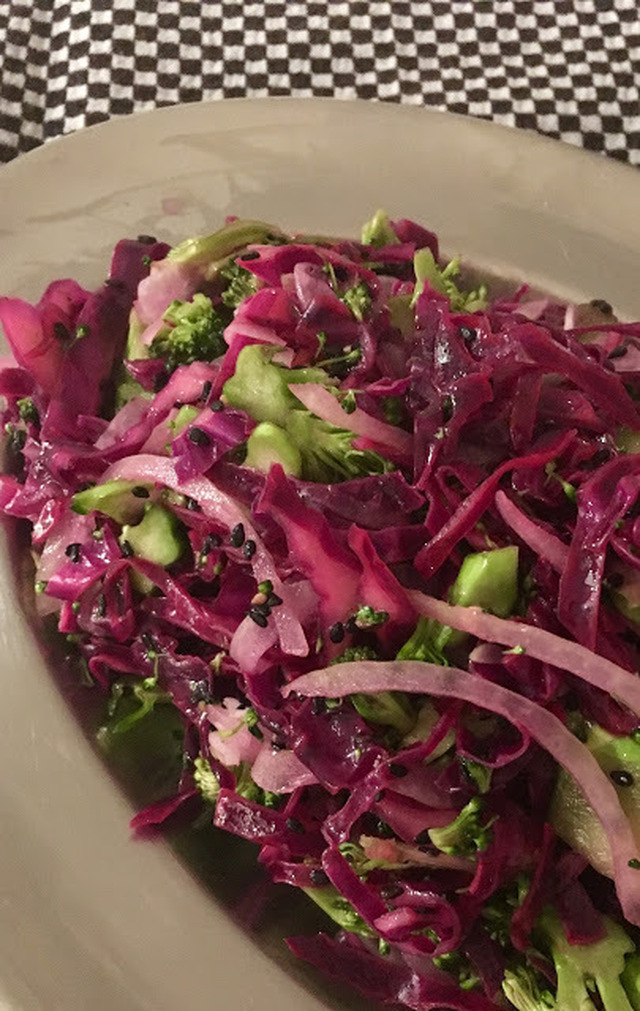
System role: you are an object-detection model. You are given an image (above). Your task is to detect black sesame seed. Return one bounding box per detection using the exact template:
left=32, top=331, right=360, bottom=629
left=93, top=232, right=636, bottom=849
left=344, top=616, right=357, bottom=635
left=210, top=399, right=224, bottom=412
left=137, top=234, right=157, bottom=244
left=611, top=769, right=634, bottom=787
left=608, top=344, right=628, bottom=360
left=267, top=592, right=283, bottom=607
left=120, top=540, right=134, bottom=558
left=459, top=325, right=477, bottom=343
left=201, top=380, right=212, bottom=402
left=286, top=817, right=305, bottom=834
left=329, top=621, right=345, bottom=644
left=131, top=486, right=150, bottom=498
left=140, top=632, right=156, bottom=652
left=187, top=426, right=211, bottom=447
left=94, top=593, right=106, bottom=619
left=248, top=607, right=268, bottom=628
left=230, top=523, right=245, bottom=548
left=388, top=763, right=408, bottom=778
left=271, top=737, right=286, bottom=752
left=185, top=497, right=200, bottom=511
left=414, top=829, right=431, bottom=846
left=153, top=371, right=169, bottom=392
left=310, top=869, right=329, bottom=887
left=374, top=790, right=386, bottom=803
left=251, top=601, right=272, bottom=617
left=201, top=533, right=221, bottom=556
left=380, top=883, right=404, bottom=901
left=311, top=697, right=326, bottom=716
left=239, top=250, right=260, bottom=261
left=243, top=539, right=257, bottom=559
left=65, top=542, right=82, bottom=563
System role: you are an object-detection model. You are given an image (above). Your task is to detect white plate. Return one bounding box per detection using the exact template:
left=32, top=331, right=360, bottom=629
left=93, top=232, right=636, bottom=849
left=0, top=98, right=639, bottom=1011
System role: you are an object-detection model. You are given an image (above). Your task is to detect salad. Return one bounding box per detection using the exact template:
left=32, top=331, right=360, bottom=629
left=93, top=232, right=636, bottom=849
left=2, top=210, right=640, bottom=1010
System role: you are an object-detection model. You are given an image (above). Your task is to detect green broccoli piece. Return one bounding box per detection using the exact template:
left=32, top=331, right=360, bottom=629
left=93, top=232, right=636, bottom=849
left=219, top=259, right=259, bottom=309
left=330, top=645, right=381, bottom=665
left=412, top=248, right=488, bottom=313
left=351, top=691, right=416, bottom=735
left=17, top=397, right=39, bottom=425
left=223, top=345, right=391, bottom=482
left=502, top=966, right=556, bottom=1011
left=353, top=605, right=389, bottom=629
left=428, top=797, right=494, bottom=856
left=303, top=885, right=376, bottom=937
left=166, top=219, right=285, bottom=274
left=533, top=908, right=637, bottom=1011
left=193, top=755, right=221, bottom=805
left=244, top=421, right=302, bottom=476
left=397, top=546, right=519, bottom=664
left=360, top=209, right=399, bottom=248
left=150, top=293, right=226, bottom=373
left=341, top=281, right=372, bottom=321
left=622, top=954, right=640, bottom=1010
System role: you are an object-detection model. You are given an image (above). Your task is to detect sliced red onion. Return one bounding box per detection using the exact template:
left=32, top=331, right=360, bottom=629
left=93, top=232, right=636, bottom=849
left=251, top=747, right=319, bottom=795
left=284, top=659, right=640, bottom=926
left=494, top=489, right=569, bottom=573
left=409, top=590, right=640, bottom=718
left=288, top=382, right=413, bottom=463
left=103, top=454, right=309, bottom=657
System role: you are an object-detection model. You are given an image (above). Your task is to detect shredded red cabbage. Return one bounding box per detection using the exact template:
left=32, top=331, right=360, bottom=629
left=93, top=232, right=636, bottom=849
left=3, top=213, right=640, bottom=1010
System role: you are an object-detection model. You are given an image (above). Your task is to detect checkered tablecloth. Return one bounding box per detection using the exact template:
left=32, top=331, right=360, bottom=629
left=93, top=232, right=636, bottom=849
left=0, top=1, right=639, bottom=167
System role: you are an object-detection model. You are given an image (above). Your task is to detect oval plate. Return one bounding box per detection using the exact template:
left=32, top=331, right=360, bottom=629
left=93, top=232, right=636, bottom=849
left=0, top=98, right=639, bottom=1011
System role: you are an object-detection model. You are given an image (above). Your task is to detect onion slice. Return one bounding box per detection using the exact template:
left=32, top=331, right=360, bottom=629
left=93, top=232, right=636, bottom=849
left=284, top=659, right=640, bottom=926
left=409, top=590, right=640, bottom=717
left=494, top=489, right=569, bottom=573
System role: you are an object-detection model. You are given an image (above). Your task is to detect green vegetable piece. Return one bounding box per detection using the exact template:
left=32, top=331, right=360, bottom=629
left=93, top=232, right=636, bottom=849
left=120, top=503, right=186, bottom=568
left=550, top=725, right=640, bottom=878
left=219, top=260, right=259, bottom=309
left=17, top=397, right=39, bottom=425
left=618, top=428, right=640, bottom=454
left=360, top=209, right=398, bottom=248
left=396, top=615, right=449, bottom=665
left=72, top=479, right=152, bottom=525
left=387, top=293, right=415, bottom=336
left=341, top=281, right=371, bottom=321
left=224, top=345, right=391, bottom=483
left=451, top=546, right=519, bottom=616
left=124, top=307, right=148, bottom=363
left=536, top=908, right=636, bottom=1011
left=351, top=691, right=415, bottom=735
left=331, top=645, right=380, bottom=665
left=170, top=404, right=200, bottom=436
left=622, top=953, right=640, bottom=1011
left=502, top=966, right=556, bottom=1011
left=193, top=755, right=221, bottom=805
left=244, top=421, right=302, bottom=477
left=303, top=885, right=375, bottom=937
left=461, top=757, right=492, bottom=795
left=412, top=248, right=488, bottom=313
left=166, top=219, right=285, bottom=276
left=150, top=294, right=226, bottom=373
left=428, top=797, right=493, bottom=856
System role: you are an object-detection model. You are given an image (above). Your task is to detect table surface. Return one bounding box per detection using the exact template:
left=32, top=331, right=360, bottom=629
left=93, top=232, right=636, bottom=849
left=1, top=1, right=638, bottom=168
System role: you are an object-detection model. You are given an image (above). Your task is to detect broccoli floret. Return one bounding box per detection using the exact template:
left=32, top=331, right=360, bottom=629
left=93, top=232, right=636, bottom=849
left=532, top=908, right=637, bottom=1011
left=502, top=966, right=556, bottom=1011
left=166, top=218, right=285, bottom=274
left=341, top=281, right=371, bottom=321
left=193, top=754, right=221, bottom=805
left=150, top=293, right=226, bottom=373
left=412, top=248, right=488, bottom=312
left=331, top=645, right=380, bottom=665
left=17, top=397, right=39, bottom=425
left=428, top=797, right=494, bottom=856
left=397, top=546, right=520, bottom=664
left=360, top=209, right=399, bottom=248
left=223, top=345, right=391, bottom=483
left=353, top=604, right=389, bottom=629
left=303, top=884, right=375, bottom=937
left=351, top=691, right=416, bottom=735
left=219, top=259, right=259, bottom=309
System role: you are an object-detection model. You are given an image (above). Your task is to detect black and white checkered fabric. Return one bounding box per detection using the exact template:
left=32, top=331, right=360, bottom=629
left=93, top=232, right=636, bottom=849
left=1, top=1, right=638, bottom=166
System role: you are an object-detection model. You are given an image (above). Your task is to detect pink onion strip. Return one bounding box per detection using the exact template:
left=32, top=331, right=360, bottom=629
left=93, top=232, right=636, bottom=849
left=284, top=660, right=640, bottom=926
left=103, top=454, right=308, bottom=657
left=494, top=490, right=569, bottom=573
left=409, top=590, right=640, bottom=717
left=288, top=382, right=413, bottom=462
